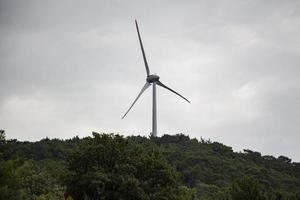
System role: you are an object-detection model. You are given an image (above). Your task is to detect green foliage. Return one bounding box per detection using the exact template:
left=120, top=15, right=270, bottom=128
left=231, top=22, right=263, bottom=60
left=1, top=133, right=300, bottom=199
left=0, top=159, right=64, bottom=200
left=0, top=159, right=26, bottom=200
left=65, top=133, right=195, bottom=200
left=230, top=176, right=266, bottom=200
left=0, top=129, right=5, bottom=142
left=141, top=134, right=300, bottom=198
left=207, top=176, right=300, bottom=200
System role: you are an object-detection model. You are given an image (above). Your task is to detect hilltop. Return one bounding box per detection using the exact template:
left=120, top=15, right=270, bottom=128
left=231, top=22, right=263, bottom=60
left=1, top=132, right=299, bottom=199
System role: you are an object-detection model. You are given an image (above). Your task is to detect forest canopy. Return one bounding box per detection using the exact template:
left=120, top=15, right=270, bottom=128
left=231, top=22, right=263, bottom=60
left=0, top=131, right=300, bottom=200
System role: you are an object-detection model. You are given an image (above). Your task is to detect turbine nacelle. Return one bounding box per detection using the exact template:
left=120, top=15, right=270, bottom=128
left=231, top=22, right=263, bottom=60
left=147, top=74, right=160, bottom=83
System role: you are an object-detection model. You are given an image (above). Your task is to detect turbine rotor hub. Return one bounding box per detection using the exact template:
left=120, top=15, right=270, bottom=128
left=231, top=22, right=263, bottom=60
left=147, top=74, right=160, bottom=83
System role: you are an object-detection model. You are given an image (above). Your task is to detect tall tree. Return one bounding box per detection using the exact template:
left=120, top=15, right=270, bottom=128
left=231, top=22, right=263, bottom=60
left=65, top=133, right=195, bottom=200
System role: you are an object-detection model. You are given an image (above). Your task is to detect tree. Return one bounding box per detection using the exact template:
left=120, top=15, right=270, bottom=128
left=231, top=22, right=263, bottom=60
left=230, top=176, right=266, bottom=200
left=0, top=159, right=25, bottom=200
left=65, top=133, right=195, bottom=200
left=278, top=156, right=292, bottom=164
left=0, top=129, right=5, bottom=143
left=0, top=158, right=64, bottom=200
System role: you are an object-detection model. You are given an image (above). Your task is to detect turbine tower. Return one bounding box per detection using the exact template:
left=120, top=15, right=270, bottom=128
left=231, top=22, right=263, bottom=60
left=122, top=20, right=190, bottom=137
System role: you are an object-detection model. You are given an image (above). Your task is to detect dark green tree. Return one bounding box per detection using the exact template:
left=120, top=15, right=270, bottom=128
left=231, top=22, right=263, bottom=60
left=65, top=133, right=195, bottom=200
left=230, top=176, right=266, bottom=200
left=0, top=129, right=5, bottom=142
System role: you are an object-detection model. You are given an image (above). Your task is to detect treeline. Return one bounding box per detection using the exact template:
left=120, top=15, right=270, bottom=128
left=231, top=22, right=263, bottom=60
left=0, top=131, right=300, bottom=199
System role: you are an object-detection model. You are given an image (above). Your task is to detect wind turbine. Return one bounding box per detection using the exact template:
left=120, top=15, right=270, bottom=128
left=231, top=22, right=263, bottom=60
left=122, top=20, right=190, bottom=137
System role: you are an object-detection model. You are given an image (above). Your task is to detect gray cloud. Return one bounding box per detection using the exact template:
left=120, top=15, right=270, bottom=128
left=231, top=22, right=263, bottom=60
left=0, top=0, right=300, bottom=161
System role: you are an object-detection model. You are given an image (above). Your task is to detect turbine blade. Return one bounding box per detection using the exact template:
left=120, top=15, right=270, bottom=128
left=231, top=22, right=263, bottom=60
left=135, top=20, right=150, bottom=76
left=156, top=80, right=191, bottom=103
left=122, top=82, right=151, bottom=119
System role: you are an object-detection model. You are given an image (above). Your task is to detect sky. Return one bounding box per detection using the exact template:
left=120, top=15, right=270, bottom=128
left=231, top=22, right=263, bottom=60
left=0, top=0, right=299, bottom=161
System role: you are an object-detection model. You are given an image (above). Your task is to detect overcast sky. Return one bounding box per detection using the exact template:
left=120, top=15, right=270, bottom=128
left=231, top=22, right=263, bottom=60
left=0, top=0, right=299, bottom=161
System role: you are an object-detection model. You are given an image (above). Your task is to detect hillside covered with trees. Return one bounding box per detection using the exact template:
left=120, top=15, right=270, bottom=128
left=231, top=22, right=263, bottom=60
left=1, top=131, right=300, bottom=200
